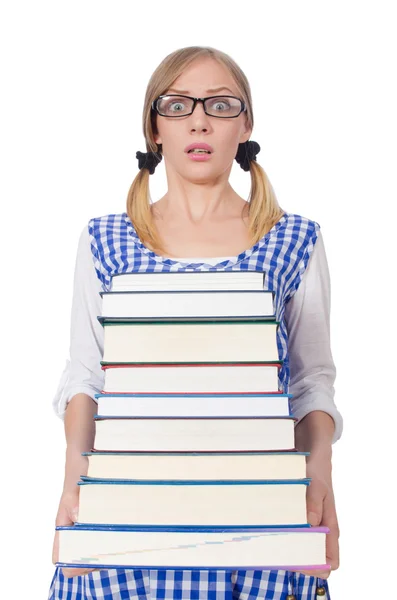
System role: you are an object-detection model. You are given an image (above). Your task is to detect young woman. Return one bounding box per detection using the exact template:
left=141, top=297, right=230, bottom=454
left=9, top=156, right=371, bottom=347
left=48, top=45, right=343, bottom=600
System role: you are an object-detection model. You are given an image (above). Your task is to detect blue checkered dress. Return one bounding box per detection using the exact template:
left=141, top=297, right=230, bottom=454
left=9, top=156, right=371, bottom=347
left=48, top=211, right=331, bottom=599
left=49, top=567, right=329, bottom=598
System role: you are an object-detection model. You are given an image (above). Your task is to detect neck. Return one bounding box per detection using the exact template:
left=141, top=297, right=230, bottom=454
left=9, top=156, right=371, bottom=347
left=152, top=181, right=247, bottom=225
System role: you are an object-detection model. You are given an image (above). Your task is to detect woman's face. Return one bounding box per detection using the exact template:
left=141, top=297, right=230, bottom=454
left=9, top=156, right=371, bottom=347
left=153, top=58, right=252, bottom=182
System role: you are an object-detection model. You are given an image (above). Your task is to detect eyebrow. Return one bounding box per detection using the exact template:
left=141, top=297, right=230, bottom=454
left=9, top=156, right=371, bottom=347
left=166, top=86, right=236, bottom=95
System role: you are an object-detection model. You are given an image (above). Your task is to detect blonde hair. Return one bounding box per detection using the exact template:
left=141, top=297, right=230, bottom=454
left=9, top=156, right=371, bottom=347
left=126, top=45, right=285, bottom=254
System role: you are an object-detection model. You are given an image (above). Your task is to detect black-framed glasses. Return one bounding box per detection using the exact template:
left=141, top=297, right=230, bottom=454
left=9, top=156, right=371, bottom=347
left=151, top=95, right=246, bottom=118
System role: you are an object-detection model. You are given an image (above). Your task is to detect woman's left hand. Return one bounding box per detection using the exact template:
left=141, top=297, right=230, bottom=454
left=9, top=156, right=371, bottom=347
left=289, top=457, right=340, bottom=580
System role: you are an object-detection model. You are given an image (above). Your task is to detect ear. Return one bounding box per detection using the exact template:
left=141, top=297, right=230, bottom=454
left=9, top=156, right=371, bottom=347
left=240, top=129, right=252, bottom=144
left=152, top=112, right=162, bottom=144
left=240, top=116, right=252, bottom=144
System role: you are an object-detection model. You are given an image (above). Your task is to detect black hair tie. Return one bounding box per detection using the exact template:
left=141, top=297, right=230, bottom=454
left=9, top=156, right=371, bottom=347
left=136, top=150, right=163, bottom=175
left=235, top=140, right=261, bottom=171
left=136, top=140, right=260, bottom=174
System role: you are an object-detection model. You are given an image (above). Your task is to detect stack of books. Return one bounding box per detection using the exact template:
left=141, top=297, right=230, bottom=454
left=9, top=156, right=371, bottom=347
left=56, top=271, right=329, bottom=571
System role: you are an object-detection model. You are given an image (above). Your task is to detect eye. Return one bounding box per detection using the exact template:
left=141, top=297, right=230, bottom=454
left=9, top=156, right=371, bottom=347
left=161, top=96, right=189, bottom=113
left=156, top=95, right=195, bottom=116
left=169, top=101, right=185, bottom=112
left=208, top=98, right=231, bottom=112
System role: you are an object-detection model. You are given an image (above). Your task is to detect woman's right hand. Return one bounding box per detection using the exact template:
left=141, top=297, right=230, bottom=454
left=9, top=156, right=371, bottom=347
left=52, top=488, right=101, bottom=578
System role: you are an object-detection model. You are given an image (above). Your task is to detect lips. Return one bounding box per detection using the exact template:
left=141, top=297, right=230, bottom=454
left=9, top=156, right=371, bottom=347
left=184, top=142, right=213, bottom=153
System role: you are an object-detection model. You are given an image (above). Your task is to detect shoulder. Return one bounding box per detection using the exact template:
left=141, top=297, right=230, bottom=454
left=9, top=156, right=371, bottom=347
left=87, top=212, right=126, bottom=233
left=279, top=212, right=322, bottom=257
left=284, top=212, right=321, bottom=235
left=86, top=213, right=128, bottom=256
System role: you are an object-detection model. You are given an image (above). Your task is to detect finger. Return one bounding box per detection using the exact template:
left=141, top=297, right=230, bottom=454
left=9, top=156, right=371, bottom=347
left=69, top=504, right=79, bottom=523
left=321, top=490, right=340, bottom=571
left=54, top=503, right=79, bottom=566
left=61, top=567, right=98, bottom=578
left=54, top=513, right=74, bottom=565
left=289, top=483, right=335, bottom=580
left=306, top=479, right=325, bottom=527
left=62, top=501, right=79, bottom=524
left=289, top=567, right=331, bottom=579
left=55, top=505, right=74, bottom=527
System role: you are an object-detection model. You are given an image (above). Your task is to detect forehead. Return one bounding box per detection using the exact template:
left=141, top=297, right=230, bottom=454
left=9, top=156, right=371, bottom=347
left=166, top=59, right=239, bottom=96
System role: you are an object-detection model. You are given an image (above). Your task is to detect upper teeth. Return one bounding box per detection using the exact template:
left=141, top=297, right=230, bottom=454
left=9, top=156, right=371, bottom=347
left=189, top=149, right=210, bottom=153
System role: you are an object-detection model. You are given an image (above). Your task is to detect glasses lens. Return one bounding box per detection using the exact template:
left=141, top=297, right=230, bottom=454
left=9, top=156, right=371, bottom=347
left=204, top=96, right=242, bottom=117
left=156, top=96, right=243, bottom=117
left=156, top=96, right=194, bottom=116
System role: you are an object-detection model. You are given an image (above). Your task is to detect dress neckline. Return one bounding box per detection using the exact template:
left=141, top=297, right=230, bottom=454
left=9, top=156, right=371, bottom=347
left=122, top=211, right=288, bottom=270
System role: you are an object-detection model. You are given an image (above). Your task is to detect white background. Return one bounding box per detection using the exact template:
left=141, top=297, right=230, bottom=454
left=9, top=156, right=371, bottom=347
left=1, top=1, right=396, bottom=598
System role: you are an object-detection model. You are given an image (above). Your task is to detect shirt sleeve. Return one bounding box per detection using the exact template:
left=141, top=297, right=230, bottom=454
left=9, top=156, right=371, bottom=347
left=52, top=224, right=105, bottom=420
left=284, top=229, right=343, bottom=444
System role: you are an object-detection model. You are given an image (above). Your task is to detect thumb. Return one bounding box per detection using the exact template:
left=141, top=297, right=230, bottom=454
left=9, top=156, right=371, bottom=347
left=306, top=484, right=324, bottom=527
left=307, top=508, right=322, bottom=526
left=69, top=505, right=79, bottom=523
left=56, top=503, right=79, bottom=527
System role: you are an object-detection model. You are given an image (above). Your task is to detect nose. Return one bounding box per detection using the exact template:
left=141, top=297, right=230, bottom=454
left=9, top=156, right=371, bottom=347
left=189, top=99, right=211, bottom=131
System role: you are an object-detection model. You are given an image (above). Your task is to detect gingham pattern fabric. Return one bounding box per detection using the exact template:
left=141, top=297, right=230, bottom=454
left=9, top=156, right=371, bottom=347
left=48, top=211, right=331, bottom=599
left=87, top=211, right=320, bottom=396
left=48, top=566, right=330, bottom=599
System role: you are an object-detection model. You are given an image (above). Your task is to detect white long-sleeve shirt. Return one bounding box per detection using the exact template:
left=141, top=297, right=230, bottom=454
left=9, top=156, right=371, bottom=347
left=52, top=224, right=343, bottom=444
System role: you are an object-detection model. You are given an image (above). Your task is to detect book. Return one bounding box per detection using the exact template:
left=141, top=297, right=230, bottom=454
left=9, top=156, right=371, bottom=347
left=100, top=320, right=280, bottom=364
left=75, top=478, right=310, bottom=527
left=82, top=451, right=310, bottom=481
left=110, top=271, right=266, bottom=292
left=55, top=268, right=323, bottom=572
left=92, top=417, right=296, bottom=452
left=56, top=525, right=330, bottom=570
left=94, top=392, right=292, bottom=417
left=101, top=363, right=283, bottom=393
left=100, top=290, right=275, bottom=319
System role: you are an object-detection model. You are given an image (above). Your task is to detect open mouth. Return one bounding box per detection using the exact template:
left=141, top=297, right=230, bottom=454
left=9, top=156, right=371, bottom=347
left=187, top=149, right=212, bottom=154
